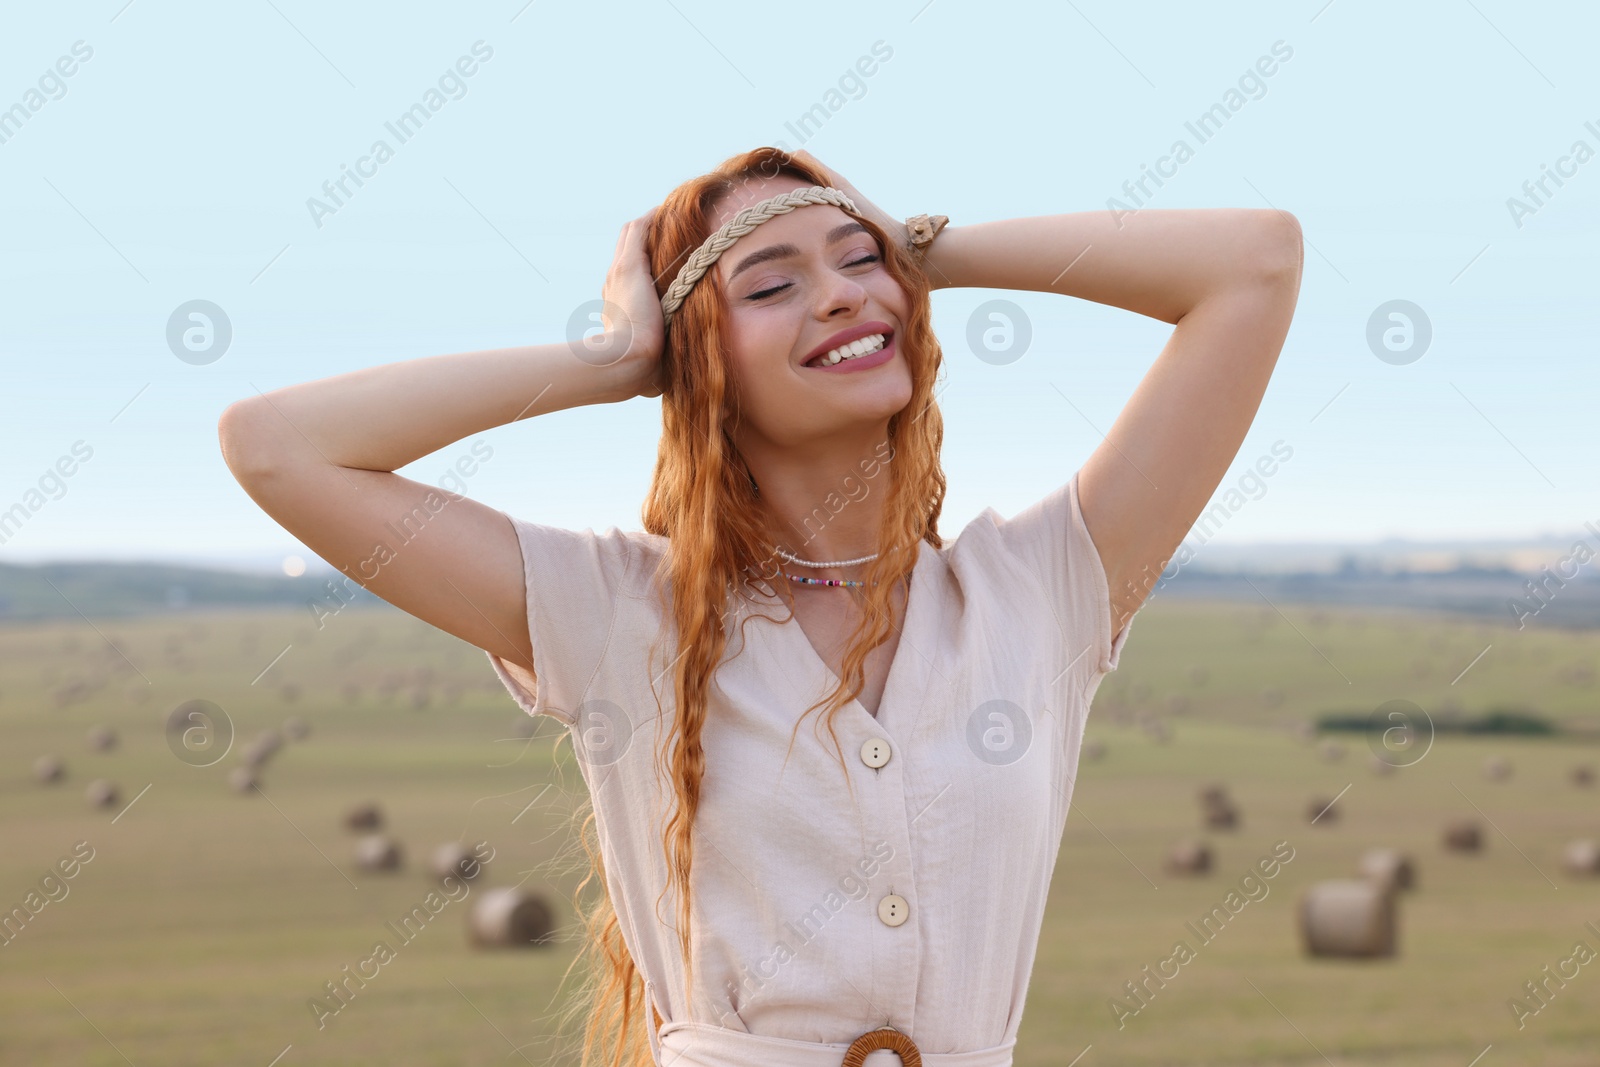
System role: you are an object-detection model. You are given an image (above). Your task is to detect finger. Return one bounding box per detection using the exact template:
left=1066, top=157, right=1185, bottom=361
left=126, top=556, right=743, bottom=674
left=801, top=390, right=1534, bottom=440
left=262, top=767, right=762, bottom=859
left=626, top=208, right=656, bottom=246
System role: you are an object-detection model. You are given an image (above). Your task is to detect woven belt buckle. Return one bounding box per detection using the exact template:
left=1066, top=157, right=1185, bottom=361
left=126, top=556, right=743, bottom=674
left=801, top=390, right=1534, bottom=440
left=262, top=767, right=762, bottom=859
left=842, top=1025, right=922, bottom=1067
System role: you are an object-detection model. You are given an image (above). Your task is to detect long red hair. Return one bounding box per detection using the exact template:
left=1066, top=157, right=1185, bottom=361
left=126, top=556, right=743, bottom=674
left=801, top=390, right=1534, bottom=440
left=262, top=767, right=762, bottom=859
left=550, top=146, right=948, bottom=1067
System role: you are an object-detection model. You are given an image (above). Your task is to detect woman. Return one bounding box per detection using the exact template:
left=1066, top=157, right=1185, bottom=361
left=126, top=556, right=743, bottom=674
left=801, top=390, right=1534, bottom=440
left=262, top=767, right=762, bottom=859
left=219, top=146, right=1302, bottom=1067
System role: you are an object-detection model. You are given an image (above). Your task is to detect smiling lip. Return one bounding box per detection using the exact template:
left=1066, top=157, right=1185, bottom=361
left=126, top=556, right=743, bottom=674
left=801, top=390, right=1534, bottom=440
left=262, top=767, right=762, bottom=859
left=804, top=333, right=895, bottom=374
left=801, top=321, right=894, bottom=368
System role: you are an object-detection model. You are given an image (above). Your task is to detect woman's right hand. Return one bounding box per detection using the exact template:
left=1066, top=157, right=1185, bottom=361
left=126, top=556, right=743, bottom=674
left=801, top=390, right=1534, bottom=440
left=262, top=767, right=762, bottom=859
left=595, top=207, right=666, bottom=400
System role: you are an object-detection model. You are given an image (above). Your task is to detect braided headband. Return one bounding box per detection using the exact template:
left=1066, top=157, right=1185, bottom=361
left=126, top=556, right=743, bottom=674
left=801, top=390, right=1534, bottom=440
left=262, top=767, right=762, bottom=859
left=659, top=186, right=860, bottom=333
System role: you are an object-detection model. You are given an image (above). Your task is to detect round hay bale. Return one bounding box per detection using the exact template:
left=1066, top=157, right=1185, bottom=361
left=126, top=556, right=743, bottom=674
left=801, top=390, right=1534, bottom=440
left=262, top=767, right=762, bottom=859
left=241, top=730, right=283, bottom=769
left=353, top=834, right=402, bottom=872
left=283, top=716, right=311, bottom=741
left=1197, top=785, right=1237, bottom=828
left=1356, top=848, right=1415, bottom=892
left=1307, top=796, right=1340, bottom=824
left=1482, top=755, right=1512, bottom=781
left=1164, top=840, right=1212, bottom=875
left=228, top=766, right=259, bottom=794
left=1081, top=739, right=1107, bottom=762
left=86, top=726, right=118, bottom=752
left=34, top=754, right=65, bottom=784
left=468, top=888, right=554, bottom=947
left=1297, top=879, right=1397, bottom=958
left=1569, top=765, right=1594, bottom=788
left=1443, top=819, right=1483, bottom=852
left=430, top=842, right=485, bottom=883
left=344, top=803, right=383, bottom=832
left=1318, top=739, right=1346, bottom=762
left=1562, top=840, right=1600, bottom=876
left=85, top=779, right=118, bottom=809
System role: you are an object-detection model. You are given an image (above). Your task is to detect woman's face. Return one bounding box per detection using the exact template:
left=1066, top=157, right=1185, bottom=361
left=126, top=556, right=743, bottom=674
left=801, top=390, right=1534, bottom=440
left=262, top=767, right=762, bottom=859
left=710, top=175, right=914, bottom=450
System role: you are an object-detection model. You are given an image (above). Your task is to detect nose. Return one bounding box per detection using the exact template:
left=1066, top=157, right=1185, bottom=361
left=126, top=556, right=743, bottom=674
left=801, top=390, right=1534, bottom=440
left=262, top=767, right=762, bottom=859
left=814, top=271, right=868, bottom=321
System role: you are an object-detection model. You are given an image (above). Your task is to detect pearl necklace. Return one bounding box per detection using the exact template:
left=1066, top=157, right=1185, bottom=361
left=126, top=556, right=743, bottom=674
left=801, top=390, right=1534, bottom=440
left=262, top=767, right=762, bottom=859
left=772, top=546, right=880, bottom=568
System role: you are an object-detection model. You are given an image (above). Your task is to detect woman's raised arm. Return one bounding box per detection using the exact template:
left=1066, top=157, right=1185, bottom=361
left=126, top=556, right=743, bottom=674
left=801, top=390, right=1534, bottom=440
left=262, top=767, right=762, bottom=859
left=216, top=209, right=665, bottom=672
left=922, top=204, right=1305, bottom=642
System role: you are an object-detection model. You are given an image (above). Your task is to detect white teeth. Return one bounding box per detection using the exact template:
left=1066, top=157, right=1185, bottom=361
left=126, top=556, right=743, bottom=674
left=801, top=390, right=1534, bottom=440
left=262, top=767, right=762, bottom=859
left=814, top=333, right=886, bottom=366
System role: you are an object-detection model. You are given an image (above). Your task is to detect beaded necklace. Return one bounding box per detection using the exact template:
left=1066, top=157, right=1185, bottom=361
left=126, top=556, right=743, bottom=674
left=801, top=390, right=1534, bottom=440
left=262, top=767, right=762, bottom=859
left=772, top=545, right=880, bottom=589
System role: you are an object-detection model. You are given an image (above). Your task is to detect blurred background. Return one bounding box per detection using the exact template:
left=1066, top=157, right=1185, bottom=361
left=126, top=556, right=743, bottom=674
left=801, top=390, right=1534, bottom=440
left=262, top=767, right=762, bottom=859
left=2, top=1, right=1598, bottom=1064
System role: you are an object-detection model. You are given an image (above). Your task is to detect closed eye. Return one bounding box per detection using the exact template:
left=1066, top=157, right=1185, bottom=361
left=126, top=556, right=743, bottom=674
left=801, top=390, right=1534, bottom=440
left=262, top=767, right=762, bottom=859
left=746, top=254, right=880, bottom=302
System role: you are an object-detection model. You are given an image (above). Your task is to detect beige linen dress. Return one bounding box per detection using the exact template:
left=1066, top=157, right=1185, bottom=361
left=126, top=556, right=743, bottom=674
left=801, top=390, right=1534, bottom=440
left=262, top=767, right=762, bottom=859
left=487, top=468, right=1134, bottom=1067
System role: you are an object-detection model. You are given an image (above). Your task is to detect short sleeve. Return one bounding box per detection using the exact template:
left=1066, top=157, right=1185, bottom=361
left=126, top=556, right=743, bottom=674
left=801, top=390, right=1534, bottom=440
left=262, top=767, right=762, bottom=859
left=987, top=468, right=1133, bottom=682
left=483, top=513, right=650, bottom=729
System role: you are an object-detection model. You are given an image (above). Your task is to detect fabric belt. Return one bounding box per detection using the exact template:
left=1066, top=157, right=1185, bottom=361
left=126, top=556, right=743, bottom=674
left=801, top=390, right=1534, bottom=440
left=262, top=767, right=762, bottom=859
left=656, top=1020, right=1016, bottom=1067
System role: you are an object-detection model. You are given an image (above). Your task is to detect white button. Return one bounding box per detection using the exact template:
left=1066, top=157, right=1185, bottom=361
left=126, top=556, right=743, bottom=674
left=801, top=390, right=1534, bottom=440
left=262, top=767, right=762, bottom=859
left=878, top=894, right=909, bottom=927
left=860, top=738, right=891, bottom=769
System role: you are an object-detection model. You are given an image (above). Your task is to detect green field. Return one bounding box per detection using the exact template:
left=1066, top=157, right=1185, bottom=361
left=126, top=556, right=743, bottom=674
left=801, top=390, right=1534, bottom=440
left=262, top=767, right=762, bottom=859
left=2, top=600, right=1598, bottom=1066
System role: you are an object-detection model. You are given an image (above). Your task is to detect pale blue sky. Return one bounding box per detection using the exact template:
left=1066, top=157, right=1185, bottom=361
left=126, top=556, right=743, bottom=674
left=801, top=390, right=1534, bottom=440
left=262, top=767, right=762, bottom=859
left=2, top=0, right=1596, bottom=568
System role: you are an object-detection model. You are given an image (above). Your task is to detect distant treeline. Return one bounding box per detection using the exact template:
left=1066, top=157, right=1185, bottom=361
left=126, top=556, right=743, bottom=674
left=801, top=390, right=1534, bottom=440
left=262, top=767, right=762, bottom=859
left=2, top=556, right=1597, bottom=627
left=1155, top=567, right=1600, bottom=630
left=0, top=560, right=380, bottom=622
left=1317, top=709, right=1557, bottom=735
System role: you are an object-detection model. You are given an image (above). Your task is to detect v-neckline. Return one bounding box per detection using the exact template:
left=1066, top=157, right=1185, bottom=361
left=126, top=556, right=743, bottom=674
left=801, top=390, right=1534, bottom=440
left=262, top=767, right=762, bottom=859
left=754, top=541, right=933, bottom=728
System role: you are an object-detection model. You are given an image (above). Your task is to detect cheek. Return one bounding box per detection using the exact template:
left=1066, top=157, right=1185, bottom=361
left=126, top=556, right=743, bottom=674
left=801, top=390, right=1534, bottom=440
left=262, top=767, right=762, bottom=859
left=732, top=315, right=793, bottom=374
left=726, top=317, right=795, bottom=405
left=869, top=273, right=910, bottom=321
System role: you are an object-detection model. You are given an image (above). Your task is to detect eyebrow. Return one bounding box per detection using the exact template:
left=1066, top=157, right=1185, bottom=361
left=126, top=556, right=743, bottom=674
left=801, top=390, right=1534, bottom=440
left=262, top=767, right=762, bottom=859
left=726, top=221, right=872, bottom=283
